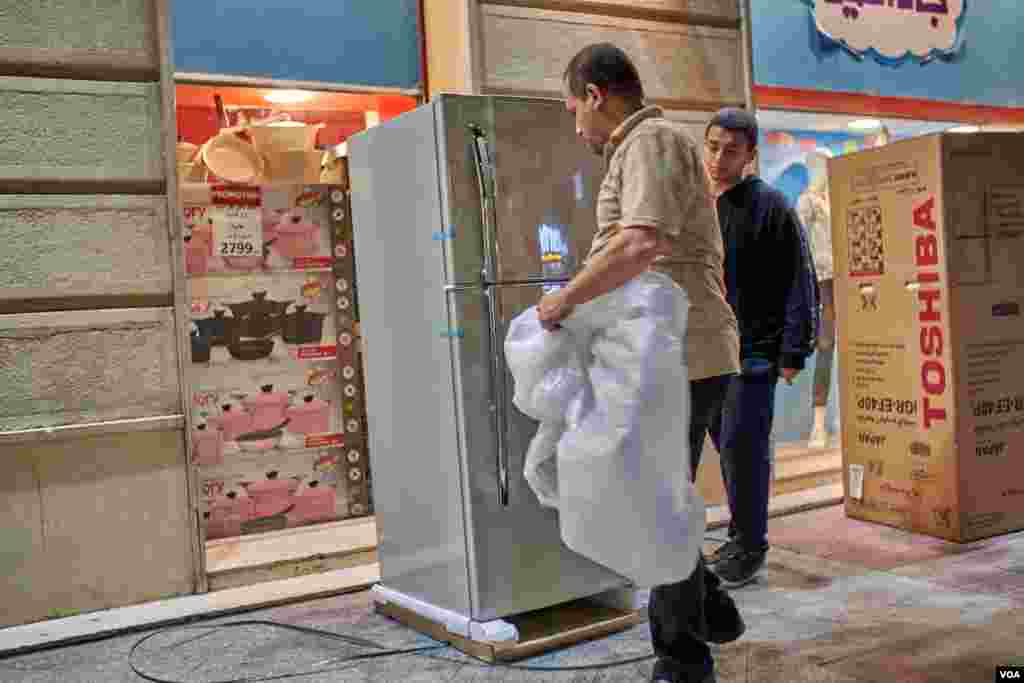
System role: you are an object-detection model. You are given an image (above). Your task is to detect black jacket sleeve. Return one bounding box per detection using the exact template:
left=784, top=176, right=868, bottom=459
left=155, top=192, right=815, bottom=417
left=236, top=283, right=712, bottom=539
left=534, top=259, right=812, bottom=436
left=778, top=205, right=820, bottom=370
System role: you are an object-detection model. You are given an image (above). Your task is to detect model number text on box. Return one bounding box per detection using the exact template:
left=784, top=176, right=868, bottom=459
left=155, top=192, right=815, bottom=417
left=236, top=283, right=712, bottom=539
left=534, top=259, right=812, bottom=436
left=857, top=396, right=918, bottom=415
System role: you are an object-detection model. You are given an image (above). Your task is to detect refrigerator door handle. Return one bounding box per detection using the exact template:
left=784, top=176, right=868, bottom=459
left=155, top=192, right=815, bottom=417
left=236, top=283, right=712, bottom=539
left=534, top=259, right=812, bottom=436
left=482, top=287, right=510, bottom=507
left=468, top=124, right=499, bottom=284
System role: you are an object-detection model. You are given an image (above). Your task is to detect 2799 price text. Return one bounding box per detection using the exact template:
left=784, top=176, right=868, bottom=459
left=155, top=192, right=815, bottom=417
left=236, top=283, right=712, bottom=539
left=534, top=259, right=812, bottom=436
left=220, top=241, right=257, bottom=255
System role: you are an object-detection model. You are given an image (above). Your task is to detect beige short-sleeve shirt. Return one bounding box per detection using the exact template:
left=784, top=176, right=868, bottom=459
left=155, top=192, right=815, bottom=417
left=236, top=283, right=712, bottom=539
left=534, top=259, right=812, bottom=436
left=586, top=106, right=739, bottom=381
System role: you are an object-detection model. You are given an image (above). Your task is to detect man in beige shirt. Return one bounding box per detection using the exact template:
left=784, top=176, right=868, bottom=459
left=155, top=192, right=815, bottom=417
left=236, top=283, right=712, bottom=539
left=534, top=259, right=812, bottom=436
left=538, top=43, right=743, bottom=683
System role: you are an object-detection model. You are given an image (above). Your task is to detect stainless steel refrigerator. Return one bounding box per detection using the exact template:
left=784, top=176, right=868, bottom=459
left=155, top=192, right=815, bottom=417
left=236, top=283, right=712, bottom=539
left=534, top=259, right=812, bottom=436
left=348, top=94, right=630, bottom=630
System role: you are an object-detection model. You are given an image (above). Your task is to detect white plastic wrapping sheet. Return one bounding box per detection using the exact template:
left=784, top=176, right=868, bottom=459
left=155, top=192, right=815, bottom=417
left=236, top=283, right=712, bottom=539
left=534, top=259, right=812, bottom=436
left=505, top=271, right=705, bottom=587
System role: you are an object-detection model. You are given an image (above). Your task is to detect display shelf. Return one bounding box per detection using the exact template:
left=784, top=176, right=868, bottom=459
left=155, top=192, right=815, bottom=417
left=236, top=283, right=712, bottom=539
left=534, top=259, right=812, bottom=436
left=198, top=444, right=370, bottom=540
left=186, top=267, right=336, bottom=277
left=205, top=516, right=377, bottom=591
left=179, top=182, right=370, bottom=550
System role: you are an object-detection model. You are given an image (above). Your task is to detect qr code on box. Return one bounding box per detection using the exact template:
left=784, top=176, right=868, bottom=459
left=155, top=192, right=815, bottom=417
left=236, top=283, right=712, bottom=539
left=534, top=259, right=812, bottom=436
left=848, top=205, right=885, bottom=277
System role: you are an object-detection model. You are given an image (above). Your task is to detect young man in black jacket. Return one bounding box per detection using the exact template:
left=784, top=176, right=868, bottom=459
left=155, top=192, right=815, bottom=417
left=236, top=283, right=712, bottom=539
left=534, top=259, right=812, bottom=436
left=702, top=108, right=820, bottom=587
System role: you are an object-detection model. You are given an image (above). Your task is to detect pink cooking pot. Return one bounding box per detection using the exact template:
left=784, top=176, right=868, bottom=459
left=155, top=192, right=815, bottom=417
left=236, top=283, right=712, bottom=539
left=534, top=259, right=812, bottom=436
left=208, top=403, right=253, bottom=442
left=272, top=211, right=321, bottom=259
left=206, top=491, right=255, bottom=539
left=242, top=471, right=301, bottom=518
left=184, top=235, right=210, bottom=275
left=287, top=480, right=337, bottom=526
left=242, top=384, right=289, bottom=432
left=262, top=207, right=288, bottom=244
left=285, top=395, right=330, bottom=435
left=192, top=220, right=215, bottom=251
left=191, top=423, right=223, bottom=466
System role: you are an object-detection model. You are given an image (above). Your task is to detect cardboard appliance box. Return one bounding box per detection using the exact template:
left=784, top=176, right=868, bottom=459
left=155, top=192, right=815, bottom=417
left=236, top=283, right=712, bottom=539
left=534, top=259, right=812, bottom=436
left=829, top=133, right=1024, bottom=542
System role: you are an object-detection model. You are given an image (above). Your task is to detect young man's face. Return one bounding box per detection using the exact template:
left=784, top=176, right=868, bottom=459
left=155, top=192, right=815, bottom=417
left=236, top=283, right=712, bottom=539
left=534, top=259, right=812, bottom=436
left=704, top=125, right=756, bottom=187
left=564, top=82, right=609, bottom=156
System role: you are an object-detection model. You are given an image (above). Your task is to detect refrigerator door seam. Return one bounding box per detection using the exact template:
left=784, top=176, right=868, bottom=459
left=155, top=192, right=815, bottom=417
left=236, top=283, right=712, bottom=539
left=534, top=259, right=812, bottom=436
left=469, top=122, right=511, bottom=508
left=436, top=99, right=480, bottom=619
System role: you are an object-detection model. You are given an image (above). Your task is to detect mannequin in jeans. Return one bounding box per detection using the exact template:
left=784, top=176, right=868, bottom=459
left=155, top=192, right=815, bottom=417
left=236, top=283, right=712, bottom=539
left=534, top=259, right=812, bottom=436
left=797, top=149, right=836, bottom=449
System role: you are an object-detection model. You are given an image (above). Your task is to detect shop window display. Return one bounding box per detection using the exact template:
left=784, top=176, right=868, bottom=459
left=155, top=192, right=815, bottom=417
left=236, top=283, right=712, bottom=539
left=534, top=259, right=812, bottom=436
left=175, top=84, right=416, bottom=541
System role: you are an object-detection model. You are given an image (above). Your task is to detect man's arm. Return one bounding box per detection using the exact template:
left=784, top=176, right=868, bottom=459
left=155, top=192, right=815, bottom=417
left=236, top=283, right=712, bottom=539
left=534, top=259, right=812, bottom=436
left=538, top=226, right=667, bottom=330
left=563, top=226, right=669, bottom=306
left=539, top=131, right=695, bottom=329
left=778, top=205, right=820, bottom=374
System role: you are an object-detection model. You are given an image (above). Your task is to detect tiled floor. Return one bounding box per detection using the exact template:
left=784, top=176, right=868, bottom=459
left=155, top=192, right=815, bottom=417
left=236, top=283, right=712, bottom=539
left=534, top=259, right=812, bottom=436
left=3, top=504, right=1023, bottom=682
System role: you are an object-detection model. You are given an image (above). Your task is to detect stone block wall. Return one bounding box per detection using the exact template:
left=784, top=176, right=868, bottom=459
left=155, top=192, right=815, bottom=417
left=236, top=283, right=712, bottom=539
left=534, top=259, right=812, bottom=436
left=0, top=0, right=199, bottom=627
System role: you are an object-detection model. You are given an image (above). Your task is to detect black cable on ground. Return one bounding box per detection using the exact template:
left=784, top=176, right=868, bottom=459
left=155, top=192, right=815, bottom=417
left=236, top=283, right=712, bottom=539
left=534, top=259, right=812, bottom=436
left=128, top=621, right=449, bottom=683
left=128, top=536, right=737, bottom=682
left=127, top=618, right=659, bottom=682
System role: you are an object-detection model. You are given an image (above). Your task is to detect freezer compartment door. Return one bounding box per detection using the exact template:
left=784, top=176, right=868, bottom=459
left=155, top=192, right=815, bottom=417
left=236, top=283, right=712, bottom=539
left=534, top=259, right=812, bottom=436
left=437, top=95, right=603, bottom=285
left=447, top=284, right=628, bottom=622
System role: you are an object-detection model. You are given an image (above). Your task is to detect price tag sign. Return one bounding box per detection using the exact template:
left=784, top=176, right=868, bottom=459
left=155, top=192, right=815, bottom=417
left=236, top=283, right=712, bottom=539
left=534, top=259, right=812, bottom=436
left=210, top=186, right=263, bottom=259
left=212, top=204, right=262, bottom=258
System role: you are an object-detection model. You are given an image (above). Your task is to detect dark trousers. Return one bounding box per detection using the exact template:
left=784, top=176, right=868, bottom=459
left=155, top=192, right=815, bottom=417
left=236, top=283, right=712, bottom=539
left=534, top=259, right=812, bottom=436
left=648, top=374, right=734, bottom=676
left=709, top=362, right=778, bottom=550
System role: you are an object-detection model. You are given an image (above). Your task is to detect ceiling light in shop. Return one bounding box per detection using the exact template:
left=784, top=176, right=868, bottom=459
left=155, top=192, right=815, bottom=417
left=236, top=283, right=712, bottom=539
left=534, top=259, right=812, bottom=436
left=848, top=118, right=882, bottom=131
left=264, top=89, right=315, bottom=104
left=948, top=124, right=980, bottom=133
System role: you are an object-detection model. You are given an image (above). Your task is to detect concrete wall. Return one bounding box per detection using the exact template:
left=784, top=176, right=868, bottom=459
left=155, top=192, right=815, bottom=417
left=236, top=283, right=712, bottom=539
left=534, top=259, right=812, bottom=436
left=0, top=196, right=172, bottom=305
left=0, top=0, right=199, bottom=626
left=424, top=0, right=748, bottom=114
left=0, top=78, right=164, bottom=186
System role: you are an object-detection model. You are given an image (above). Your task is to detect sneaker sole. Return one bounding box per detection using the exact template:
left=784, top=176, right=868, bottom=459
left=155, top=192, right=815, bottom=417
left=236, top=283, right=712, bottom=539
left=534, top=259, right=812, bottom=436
left=718, top=574, right=760, bottom=590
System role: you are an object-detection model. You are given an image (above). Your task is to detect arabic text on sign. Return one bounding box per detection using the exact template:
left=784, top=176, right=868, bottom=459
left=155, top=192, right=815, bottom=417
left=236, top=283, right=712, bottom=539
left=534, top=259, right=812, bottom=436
left=825, top=0, right=948, bottom=13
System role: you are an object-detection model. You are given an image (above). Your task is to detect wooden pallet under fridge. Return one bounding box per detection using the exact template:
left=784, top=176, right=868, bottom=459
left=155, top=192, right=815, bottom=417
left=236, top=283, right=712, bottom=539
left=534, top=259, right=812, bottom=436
left=374, top=588, right=644, bottom=663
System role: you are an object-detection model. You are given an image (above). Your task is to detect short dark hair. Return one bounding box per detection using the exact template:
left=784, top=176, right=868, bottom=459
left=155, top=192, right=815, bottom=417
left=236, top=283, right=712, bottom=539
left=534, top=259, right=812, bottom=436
left=563, top=43, right=644, bottom=105
left=706, top=108, right=759, bottom=148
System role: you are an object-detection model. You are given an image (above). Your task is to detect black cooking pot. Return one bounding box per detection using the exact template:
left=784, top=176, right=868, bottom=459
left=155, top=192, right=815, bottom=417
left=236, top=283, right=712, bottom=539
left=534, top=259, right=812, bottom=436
left=282, top=304, right=327, bottom=344
left=230, top=312, right=276, bottom=340
left=227, top=337, right=275, bottom=361
left=227, top=292, right=292, bottom=338
left=227, top=291, right=292, bottom=317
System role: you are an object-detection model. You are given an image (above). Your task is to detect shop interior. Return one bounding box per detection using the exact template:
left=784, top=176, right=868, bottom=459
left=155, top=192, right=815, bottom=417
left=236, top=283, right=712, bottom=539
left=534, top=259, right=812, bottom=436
left=757, top=108, right=977, bottom=450
left=174, top=91, right=1016, bottom=594
left=691, top=108, right=988, bottom=514
left=175, top=83, right=416, bottom=593
left=175, top=83, right=417, bottom=185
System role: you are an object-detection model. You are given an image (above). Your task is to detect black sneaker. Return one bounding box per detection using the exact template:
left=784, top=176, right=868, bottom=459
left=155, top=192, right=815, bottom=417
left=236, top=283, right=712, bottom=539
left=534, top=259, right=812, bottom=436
left=707, top=539, right=742, bottom=566
left=651, top=658, right=716, bottom=683
left=704, top=583, right=746, bottom=644
left=712, top=547, right=767, bottom=588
